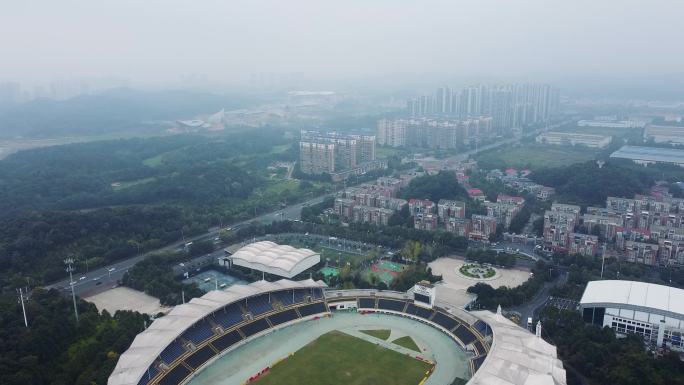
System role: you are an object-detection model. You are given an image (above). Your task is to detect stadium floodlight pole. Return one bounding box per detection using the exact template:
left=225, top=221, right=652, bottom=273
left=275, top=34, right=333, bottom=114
left=600, top=244, right=606, bottom=279
left=17, top=288, right=28, bottom=327
left=64, top=258, right=79, bottom=323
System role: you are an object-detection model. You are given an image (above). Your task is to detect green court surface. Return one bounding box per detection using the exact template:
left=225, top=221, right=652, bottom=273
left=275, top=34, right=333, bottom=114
left=392, top=336, right=421, bottom=352
left=367, top=260, right=407, bottom=285
left=360, top=329, right=391, bottom=340
left=252, top=331, right=432, bottom=385
left=319, top=266, right=340, bottom=277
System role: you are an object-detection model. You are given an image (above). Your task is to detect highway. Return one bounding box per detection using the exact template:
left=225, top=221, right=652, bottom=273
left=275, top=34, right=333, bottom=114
left=48, top=194, right=330, bottom=295
left=49, top=125, right=563, bottom=297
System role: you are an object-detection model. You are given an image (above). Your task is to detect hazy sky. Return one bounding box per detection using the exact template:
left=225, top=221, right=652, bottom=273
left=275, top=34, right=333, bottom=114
left=1, top=0, right=683, bottom=87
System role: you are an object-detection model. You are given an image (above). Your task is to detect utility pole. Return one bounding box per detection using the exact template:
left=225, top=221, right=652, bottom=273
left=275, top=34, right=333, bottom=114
left=600, top=244, right=606, bottom=279
left=17, top=288, right=28, bottom=327
left=64, top=258, right=79, bottom=323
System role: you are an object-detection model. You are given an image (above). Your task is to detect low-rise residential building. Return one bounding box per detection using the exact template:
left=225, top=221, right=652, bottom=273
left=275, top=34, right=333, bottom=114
left=408, top=199, right=436, bottom=216
left=543, top=210, right=578, bottom=252
left=445, top=217, right=470, bottom=236
left=469, top=215, right=497, bottom=241
left=437, top=199, right=466, bottom=219
left=414, top=214, right=439, bottom=231
left=569, top=233, right=599, bottom=256
left=467, top=188, right=486, bottom=202
left=624, top=241, right=659, bottom=265
left=485, top=201, right=521, bottom=229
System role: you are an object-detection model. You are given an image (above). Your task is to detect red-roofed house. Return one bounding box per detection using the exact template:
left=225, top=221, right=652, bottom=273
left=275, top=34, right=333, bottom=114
left=467, top=188, right=486, bottom=202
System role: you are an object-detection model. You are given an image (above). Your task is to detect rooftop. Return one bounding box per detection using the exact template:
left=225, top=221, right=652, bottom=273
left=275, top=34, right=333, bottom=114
left=580, top=280, right=684, bottom=318
left=610, top=145, right=684, bottom=165
left=231, top=241, right=320, bottom=278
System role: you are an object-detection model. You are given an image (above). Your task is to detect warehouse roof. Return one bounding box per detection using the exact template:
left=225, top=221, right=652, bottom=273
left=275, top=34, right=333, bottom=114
left=610, top=145, right=684, bottom=165
left=579, top=280, right=684, bottom=318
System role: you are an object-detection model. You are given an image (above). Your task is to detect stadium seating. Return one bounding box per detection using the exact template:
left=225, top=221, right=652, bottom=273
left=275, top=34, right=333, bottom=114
left=211, top=330, right=242, bottom=351
left=298, top=302, right=326, bottom=317
left=293, top=288, right=309, bottom=303
left=405, top=303, right=434, bottom=319
left=136, top=365, right=158, bottom=385
left=159, top=340, right=186, bottom=364
left=240, top=317, right=270, bottom=337
left=182, top=320, right=215, bottom=345
left=312, top=288, right=324, bottom=299
left=432, top=311, right=459, bottom=331
left=472, top=355, right=487, bottom=371
left=377, top=298, right=407, bottom=312
left=453, top=325, right=477, bottom=345
left=358, top=297, right=376, bottom=308
left=184, top=345, right=217, bottom=370
left=212, top=304, right=244, bottom=329
left=272, top=290, right=296, bottom=306
left=245, top=294, right=273, bottom=316
left=158, top=364, right=191, bottom=385
left=268, top=308, right=299, bottom=326
left=473, top=340, right=485, bottom=356
left=474, top=320, right=492, bottom=336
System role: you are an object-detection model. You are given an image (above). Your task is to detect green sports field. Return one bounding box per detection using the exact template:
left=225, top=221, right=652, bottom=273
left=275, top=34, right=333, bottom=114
left=253, top=331, right=432, bottom=385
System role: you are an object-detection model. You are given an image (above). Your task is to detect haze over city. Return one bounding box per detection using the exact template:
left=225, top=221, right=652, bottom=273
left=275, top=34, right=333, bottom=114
left=2, top=0, right=683, bottom=94
left=1, top=2, right=684, bottom=385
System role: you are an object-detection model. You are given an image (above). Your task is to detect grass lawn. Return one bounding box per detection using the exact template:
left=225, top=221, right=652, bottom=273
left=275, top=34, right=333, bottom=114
left=253, top=331, right=432, bottom=385
left=360, top=329, right=391, bottom=340
left=392, top=336, right=421, bottom=352
left=475, top=143, right=598, bottom=170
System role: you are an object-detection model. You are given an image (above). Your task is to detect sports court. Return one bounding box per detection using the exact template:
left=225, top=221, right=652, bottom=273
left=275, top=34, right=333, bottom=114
left=186, top=312, right=471, bottom=385
left=318, top=266, right=339, bottom=278
left=84, top=286, right=170, bottom=315
left=367, top=260, right=407, bottom=284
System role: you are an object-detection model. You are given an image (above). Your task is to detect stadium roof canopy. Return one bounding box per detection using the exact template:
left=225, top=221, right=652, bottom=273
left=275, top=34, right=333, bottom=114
left=579, top=280, right=684, bottom=319
left=230, top=241, right=321, bottom=278
left=470, top=310, right=567, bottom=385
left=108, top=278, right=326, bottom=385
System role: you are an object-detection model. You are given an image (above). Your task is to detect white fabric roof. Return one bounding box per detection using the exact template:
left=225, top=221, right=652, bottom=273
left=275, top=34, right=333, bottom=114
left=468, top=311, right=566, bottom=385
left=108, top=278, right=326, bottom=385
left=230, top=241, right=321, bottom=278
left=579, top=280, right=684, bottom=318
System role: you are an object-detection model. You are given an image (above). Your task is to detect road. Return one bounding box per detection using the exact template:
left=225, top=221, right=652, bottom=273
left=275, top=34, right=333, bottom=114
left=48, top=194, right=330, bottom=295
left=509, top=269, right=568, bottom=329
left=49, top=124, right=566, bottom=297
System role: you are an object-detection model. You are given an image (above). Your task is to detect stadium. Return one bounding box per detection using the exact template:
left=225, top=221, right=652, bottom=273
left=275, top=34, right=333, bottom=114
left=109, top=243, right=567, bottom=385
left=580, top=280, right=684, bottom=352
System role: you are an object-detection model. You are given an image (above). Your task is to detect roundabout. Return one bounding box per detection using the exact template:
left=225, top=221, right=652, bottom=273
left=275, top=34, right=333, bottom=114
left=458, top=263, right=499, bottom=281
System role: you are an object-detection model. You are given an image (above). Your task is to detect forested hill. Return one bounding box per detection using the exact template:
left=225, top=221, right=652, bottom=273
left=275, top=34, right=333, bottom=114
left=0, top=88, right=257, bottom=137
left=0, top=129, right=325, bottom=286
left=530, top=160, right=684, bottom=206
left=0, top=131, right=285, bottom=217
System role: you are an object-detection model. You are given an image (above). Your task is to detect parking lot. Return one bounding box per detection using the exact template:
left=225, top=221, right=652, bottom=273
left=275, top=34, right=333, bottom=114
left=182, top=269, right=247, bottom=292
left=544, top=296, right=579, bottom=311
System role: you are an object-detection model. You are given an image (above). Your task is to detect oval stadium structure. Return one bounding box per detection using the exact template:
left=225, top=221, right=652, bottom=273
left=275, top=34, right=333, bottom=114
left=108, top=278, right=567, bottom=385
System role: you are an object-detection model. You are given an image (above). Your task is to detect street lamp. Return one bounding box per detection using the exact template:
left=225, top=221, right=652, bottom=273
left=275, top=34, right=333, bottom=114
left=64, top=258, right=79, bottom=322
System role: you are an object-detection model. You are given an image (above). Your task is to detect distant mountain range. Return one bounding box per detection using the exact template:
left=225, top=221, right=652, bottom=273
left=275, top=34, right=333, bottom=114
left=0, top=88, right=256, bottom=138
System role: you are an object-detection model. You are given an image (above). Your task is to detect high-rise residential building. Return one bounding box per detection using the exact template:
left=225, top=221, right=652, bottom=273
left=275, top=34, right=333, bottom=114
left=299, top=130, right=376, bottom=175
left=407, top=83, right=558, bottom=133
left=299, top=141, right=336, bottom=174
